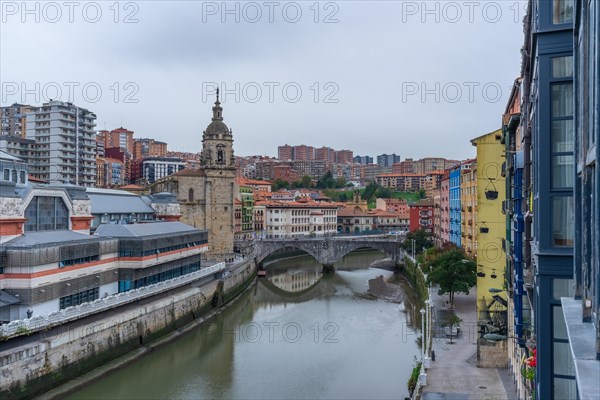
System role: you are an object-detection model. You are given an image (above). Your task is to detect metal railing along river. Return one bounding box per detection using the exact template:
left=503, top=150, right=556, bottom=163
left=0, top=262, right=227, bottom=339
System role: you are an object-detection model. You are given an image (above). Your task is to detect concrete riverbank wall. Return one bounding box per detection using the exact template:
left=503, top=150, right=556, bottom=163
left=0, top=259, right=257, bottom=400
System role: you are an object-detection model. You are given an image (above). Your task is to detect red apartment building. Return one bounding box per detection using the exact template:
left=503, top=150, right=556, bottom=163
left=409, top=199, right=434, bottom=234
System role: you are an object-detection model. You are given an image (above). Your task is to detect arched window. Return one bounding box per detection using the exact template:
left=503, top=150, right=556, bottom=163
left=24, top=196, right=69, bottom=232
left=188, top=188, right=194, bottom=202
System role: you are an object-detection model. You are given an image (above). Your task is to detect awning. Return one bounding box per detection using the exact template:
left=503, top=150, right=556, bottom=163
left=0, top=290, right=20, bottom=307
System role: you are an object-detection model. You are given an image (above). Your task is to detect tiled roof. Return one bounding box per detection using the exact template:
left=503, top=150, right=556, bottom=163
left=265, top=200, right=337, bottom=209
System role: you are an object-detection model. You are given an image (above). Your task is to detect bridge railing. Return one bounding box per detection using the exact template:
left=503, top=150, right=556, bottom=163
left=0, top=263, right=227, bottom=340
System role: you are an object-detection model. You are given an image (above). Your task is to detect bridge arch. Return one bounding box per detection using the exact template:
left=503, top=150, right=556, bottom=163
left=253, top=238, right=404, bottom=267
left=255, top=243, right=323, bottom=265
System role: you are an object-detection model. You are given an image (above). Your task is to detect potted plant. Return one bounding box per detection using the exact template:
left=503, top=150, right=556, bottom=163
left=485, top=189, right=498, bottom=200
left=485, top=179, right=499, bottom=200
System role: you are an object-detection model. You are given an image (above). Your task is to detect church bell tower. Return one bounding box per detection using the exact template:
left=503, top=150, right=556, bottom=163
left=202, top=89, right=236, bottom=259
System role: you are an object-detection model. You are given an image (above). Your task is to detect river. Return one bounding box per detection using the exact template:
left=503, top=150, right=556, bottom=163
left=65, top=251, right=421, bottom=400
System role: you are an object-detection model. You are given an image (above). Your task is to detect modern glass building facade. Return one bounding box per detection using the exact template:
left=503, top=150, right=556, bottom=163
left=561, top=1, right=600, bottom=399
left=520, top=1, right=578, bottom=398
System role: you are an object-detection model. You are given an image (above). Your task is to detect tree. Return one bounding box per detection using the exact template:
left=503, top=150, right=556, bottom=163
left=301, top=175, right=313, bottom=188
left=362, top=182, right=378, bottom=201
left=443, top=314, right=463, bottom=344
left=316, top=172, right=336, bottom=189
left=376, top=186, right=393, bottom=198
left=335, top=177, right=347, bottom=189
left=426, top=249, right=476, bottom=308
left=271, top=179, right=290, bottom=191
left=401, top=230, right=434, bottom=253
left=419, top=188, right=426, bottom=199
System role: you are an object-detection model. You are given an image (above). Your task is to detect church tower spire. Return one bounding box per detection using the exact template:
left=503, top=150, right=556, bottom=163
left=202, top=90, right=235, bottom=169
left=212, top=88, right=223, bottom=122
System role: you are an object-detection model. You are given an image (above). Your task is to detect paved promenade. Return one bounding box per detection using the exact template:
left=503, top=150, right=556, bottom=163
left=421, top=288, right=517, bottom=400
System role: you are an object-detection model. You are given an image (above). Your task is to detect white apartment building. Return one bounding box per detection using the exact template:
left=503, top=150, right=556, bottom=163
left=265, top=201, right=338, bottom=238
left=25, top=101, right=97, bottom=187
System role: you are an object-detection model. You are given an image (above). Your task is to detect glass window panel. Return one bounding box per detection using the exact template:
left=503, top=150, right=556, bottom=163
left=552, top=0, right=574, bottom=24
left=553, top=306, right=568, bottom=340
left=553, top=279, right=575, bottom=299
left=552, top=84, right=574, bottom=118
left=552, top=120, right=574, bottom=153
left=552, top=197, right=574, bottom=247
left=552, top=56, right=573, bottom=78
left=552, top=155, right=575, bottom=189
left=553, top=342, right=575, bottom=376
left=553, top=377, right=577, bottom=399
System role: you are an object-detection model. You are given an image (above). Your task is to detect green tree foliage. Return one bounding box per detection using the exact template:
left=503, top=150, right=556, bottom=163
left=377, top=187, right=393, bottom=198
left=301, top=175, right=313, bottom=188
left=401, top=230, right=434, bottom=253
left=426, top=249, right=476, bottom=308
left=362, top=182, right=378, bottom=201
left=443, top=314, right=463, bottom=344
left=271, top=179, right=290, bottom=191
left=316, top=172, right=347, bottom=189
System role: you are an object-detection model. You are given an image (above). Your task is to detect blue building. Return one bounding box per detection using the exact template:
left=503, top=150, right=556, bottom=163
left=520, top=0, right=577, bottom=398
left=449, top=164, right=461, bottom=247
left=560, top=0, right=600, bottom=398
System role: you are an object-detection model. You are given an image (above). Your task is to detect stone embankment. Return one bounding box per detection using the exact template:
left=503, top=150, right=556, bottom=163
left=0, top=259, right=257, bottom=400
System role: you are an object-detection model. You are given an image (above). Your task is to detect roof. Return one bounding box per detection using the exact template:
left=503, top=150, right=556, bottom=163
left=0, top=291, right=20, bottom=307
left=171, top=168, right=207, bottom=177
left=376, top=173, right=426, bottom=178
left=337, top=206, right=372, bottom=217
left=265, top=200, right=337, bottom=209
left=470, top=129, right=503, bottom=145
left=94, top=222, right=199, bottom=238
left=87, top=191, right=156, bottom=214
left=119, top=184, right=144, bottom=189
left=409, top=199, right=434, bottom=207
left=3, top=230, right=104, bottom=248
left=0, top=150, right=25, bottom=162
left=236, top=177, right=272, bottom=186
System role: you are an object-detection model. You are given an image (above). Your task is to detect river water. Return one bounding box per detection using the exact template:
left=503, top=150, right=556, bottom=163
left=66, top=251, right=421, bottom=400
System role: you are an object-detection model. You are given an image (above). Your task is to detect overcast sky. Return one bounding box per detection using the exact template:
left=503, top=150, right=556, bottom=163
left=1, top=1, right=526, bottom=160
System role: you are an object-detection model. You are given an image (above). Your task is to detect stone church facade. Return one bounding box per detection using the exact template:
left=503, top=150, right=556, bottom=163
left=151, top=90, right=235, bottom=260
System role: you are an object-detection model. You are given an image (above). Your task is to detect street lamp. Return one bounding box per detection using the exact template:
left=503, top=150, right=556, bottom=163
left=420, top=308, right=426, bottom=360
left=424, top=300, right=431, bottom=368
left=419, top=308, right=428, bottom=386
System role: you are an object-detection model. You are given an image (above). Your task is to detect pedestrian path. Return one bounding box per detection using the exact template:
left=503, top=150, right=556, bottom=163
left=421, top=288, right=517, bottom=400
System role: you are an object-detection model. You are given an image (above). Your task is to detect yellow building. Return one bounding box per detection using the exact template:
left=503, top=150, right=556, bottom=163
left=460, top=159, right=477, bottom=257
left=471, top=129, right=507, bottom=367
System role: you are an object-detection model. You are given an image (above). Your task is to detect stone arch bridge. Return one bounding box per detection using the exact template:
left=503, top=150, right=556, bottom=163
left=250, top=238, right=406, bottom=268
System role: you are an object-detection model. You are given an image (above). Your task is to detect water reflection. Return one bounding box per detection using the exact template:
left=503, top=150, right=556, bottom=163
left=66, top=251, right=421, bottom=400
left=267, top=264, right=322, bottom=292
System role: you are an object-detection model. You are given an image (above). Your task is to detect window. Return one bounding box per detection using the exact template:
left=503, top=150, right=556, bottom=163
left=24, top=196, right=69, bottom=232
left=552, top=196, right=574, bottom=247
left=59, top=287, right=99, bottom=309
left=552, top=0, right=574, bottom=24
left=188, top=188, right=194, bottom=202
